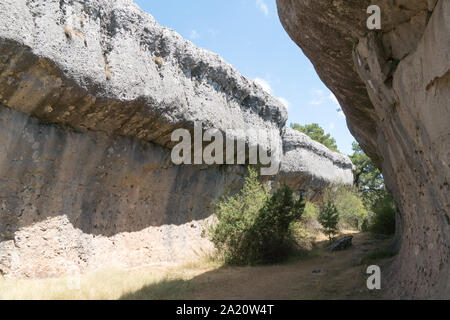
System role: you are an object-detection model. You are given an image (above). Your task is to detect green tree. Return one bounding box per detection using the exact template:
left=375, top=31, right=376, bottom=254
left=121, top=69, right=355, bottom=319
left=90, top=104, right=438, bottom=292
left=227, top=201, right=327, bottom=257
left=290, top=123, right=339, bottom=152
left=246, top=184, right=305, bottom=263
left=370, top=193, right=396, bottom=235
left=207, top=167, right=270, bottom=264
left=349, top=142, right=385, bottom=207
left=318, top=200, right=339, bottom=241
left=207, top=168, right=305, bottom=265
left=348, top=142, right=396, bottom=234
left=324, top=186, right=368, bottom=231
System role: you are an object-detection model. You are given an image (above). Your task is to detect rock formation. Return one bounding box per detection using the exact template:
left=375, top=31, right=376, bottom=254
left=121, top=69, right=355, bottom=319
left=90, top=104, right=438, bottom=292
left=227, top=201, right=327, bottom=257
left=278, top=128, right=354, bottom=193
left=0, top=0, right=353, bottom=278
left=325, top=236, right=353, bottom=252
left=277, top=0, right=449, bottom=298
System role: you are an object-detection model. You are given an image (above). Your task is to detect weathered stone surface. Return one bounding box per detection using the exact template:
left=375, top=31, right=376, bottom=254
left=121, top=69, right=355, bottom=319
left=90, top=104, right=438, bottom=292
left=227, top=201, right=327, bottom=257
left=277, top=128, right=354, bottom=192
left=0, top=0, right=286, bottom=156
left=0, top=106, right=245, bottom=277
left=0, top=0, right=354, bottom=278
left=277, top=0, right=449, bottom=298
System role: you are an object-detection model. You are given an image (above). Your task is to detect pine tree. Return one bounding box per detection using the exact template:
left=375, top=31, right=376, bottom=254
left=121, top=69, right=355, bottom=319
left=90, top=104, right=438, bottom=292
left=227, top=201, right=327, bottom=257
left=318, top=200, right=339, bottom=241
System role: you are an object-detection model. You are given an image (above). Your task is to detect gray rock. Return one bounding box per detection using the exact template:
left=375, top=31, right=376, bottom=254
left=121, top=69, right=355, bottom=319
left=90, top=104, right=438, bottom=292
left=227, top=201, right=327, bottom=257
left=0, top=106, right=244, bottom=278
left=325, top=236, right=353, bottom=252
left=277, top=128, right=354, bottom=192
left=0, top=0, right=286, bottom=156
left=277, top=0, right=449, bottom=299
left=0, top=0, right=354, bottom=278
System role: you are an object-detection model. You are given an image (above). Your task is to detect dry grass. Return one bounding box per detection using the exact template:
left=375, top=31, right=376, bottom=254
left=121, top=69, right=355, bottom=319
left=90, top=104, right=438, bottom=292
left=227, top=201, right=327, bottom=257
left=0, top=232, right=392, bottom=300
left=0, top=256, right=221, bottom=300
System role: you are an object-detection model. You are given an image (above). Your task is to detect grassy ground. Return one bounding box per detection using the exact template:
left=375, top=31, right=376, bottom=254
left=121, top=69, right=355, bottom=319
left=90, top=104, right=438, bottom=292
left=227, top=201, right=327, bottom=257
left=0, top=232, right=395, bottom=300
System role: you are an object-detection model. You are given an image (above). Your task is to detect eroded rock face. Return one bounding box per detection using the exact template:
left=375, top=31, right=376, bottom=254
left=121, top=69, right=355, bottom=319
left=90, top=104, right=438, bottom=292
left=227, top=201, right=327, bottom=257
left=0, top=0, right=286, bottom=153
left=0, top=0, right=353, bottom=277
left=277, top=0, right=449, bottom=298
left=278, top=128, right=354, bottom=193
left=0, top=106, right=246, bottom=277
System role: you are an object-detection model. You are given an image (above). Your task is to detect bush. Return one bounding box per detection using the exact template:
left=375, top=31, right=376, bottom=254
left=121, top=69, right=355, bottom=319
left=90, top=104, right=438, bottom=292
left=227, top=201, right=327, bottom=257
left=245, top=184, right=306, bottom=263
left=303, top=201, right=318, bottom=219
left=318, top=200, right=339, bottom=241
left=321, top=186, right=368, bottom=231
left=207, top=167, right=269, bottom=264
left=207, top=168, right=305, bottom=265
left=370, top=193, right=396, bottom=235
left=336, top=188, right=368, bottom=230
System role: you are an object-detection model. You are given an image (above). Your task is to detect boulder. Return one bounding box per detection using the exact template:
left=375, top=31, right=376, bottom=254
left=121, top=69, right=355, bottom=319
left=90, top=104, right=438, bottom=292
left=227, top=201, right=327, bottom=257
left=325, top=236, right=353, bottom=252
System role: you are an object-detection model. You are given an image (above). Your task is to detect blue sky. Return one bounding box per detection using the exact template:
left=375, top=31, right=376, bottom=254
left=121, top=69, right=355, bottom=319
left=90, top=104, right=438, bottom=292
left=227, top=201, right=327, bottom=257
left=134, top=0, right=356, bottom=155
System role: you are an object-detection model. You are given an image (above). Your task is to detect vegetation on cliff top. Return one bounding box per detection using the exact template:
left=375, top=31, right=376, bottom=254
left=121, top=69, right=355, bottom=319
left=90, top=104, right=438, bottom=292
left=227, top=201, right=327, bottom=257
left=290, top=122, right=339, bottom=152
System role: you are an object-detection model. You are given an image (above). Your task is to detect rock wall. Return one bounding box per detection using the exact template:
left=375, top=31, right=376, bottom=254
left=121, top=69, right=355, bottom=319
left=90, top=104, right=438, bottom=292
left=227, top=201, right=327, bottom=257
left=0, top=106, right=247, bottom=277
left=0, top=0, right=353, bottom=278
left=277, top=0, right=449, bottom=298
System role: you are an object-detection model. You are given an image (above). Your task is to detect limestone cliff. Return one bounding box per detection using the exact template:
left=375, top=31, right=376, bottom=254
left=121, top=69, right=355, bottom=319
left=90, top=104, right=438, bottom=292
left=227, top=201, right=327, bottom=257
left=277, top=0, right=449, bottom=298
left=278, top=128, right=354, bottom=194
left=0, top=0, right=353, bottom=277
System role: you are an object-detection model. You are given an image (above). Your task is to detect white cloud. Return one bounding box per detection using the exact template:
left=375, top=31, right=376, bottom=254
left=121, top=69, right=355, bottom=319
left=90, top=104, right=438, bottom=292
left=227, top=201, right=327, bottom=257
left=309, top=89, right=325, bottom=105
left=207, top=28, right=219, bottom=37
left=278, top=97, right=290, bottom=110
left=310, top=99, right=323, bottom=105
left=314, top=89, right=324, bottom=95
left=328, top=93, right=346, bottom=117
left=329, top=122, right=335, bottom=131
left=254, top=78, right=289, bottom=110
left=310, top=90, right=342, bottom=108
left=256, top=0, right=269, bottom=16
left=189, top=30, right=200, bottom=40
left=329, top=93, right=339, bottom=105
left=254, top=77, right=272, bottom=94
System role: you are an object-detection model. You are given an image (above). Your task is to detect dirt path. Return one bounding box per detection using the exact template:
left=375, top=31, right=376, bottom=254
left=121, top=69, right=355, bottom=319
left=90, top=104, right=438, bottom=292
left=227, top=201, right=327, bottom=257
left=123, top=232, right=394, bottom=300
left=1, top=232, right=393, bottom=300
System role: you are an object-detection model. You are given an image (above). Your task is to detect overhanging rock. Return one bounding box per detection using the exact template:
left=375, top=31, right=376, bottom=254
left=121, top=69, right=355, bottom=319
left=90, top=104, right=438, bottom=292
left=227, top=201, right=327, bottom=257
left=0, top=0, right=353, bottom=277
left=277, top=0, right=449, bottom=298
left=278, top=128, right=354, bottom=193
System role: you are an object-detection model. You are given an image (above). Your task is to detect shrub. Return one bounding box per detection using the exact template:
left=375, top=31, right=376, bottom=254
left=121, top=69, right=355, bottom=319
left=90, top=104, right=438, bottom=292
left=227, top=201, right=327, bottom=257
left=318, top=200, right=339, bottom=241
left=360, top=218, right=370, bottom=232
left=207, top=167, right=269, bottom=264
left=336, top=189, right=368, bottom=230
left=303, top=201, right=318, bottom=219
left=207, top=168, right=305, bottom=265
left=290, top=219, right=320, bottom=251
left=370, top=193, right=396, bottom=235
left=244, top=184, right=305, bottom=263
left=321, top=186, right=368, bottom=231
